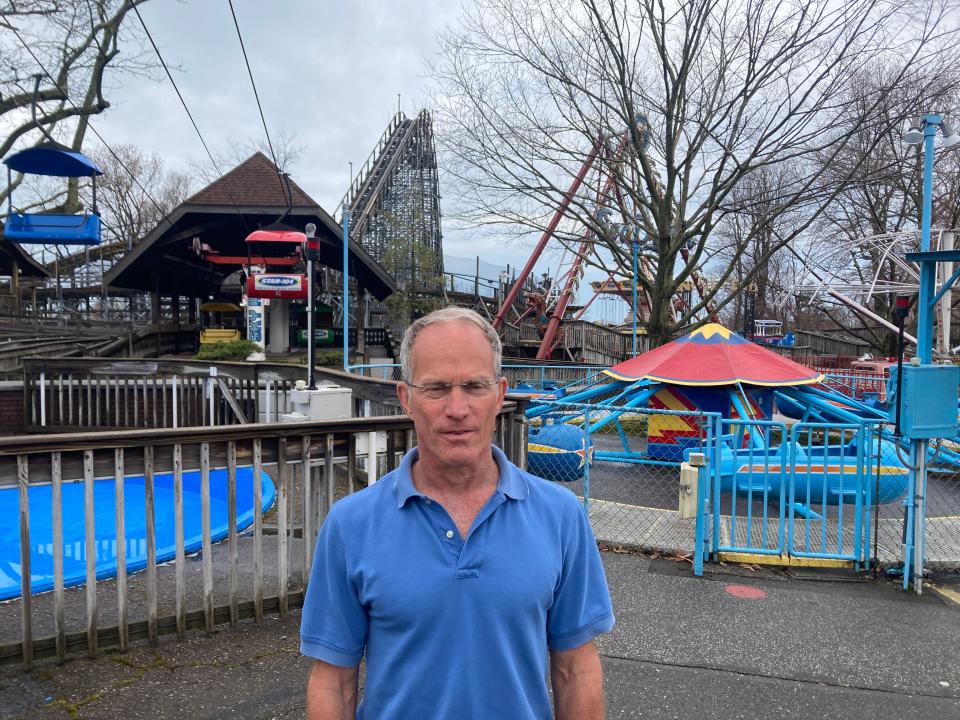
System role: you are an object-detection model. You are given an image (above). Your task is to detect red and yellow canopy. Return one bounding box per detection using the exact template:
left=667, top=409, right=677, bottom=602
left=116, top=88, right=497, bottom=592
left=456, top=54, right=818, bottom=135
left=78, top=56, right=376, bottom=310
left=604, top=323, right=824, bottom=387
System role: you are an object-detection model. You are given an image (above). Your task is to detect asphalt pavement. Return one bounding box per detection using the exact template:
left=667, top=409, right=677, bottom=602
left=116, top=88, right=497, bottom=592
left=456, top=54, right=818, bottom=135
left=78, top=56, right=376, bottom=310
left=2, top=550, right=958, bottom=719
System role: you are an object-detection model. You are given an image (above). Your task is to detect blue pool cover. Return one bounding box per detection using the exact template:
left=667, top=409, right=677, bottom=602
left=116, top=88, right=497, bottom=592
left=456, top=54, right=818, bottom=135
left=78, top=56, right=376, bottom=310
left=0, top=468, right=276, bottom=600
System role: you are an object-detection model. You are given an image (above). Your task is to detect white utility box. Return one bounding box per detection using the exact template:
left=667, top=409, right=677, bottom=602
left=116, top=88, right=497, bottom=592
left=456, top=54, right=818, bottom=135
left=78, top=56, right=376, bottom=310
left=288, top=382, right=353, bottom=421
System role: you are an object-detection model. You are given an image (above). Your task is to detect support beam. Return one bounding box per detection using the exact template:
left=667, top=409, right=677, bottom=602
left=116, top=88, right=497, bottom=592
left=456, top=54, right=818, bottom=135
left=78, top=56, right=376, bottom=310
left=11, top=261, right=20, bottom=316
left=150, top=291, right=161, bottom=326
left=492, top=140, right=601, bottom=329
left=357, top=290, right=367, bottom=358
left=826, top=290, right=916, bottom=346
left=939, top=232, right=954, bottom=354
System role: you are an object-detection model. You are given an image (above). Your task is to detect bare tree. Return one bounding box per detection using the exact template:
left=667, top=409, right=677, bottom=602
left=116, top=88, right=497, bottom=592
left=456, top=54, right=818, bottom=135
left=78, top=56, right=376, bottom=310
left=91, top=143, right=191, bottom=249
left=714, top=164, right=807, bottom=330
left=188, top=130, right=307, bottom=187
left=791, top=65, right=960, bottom=353
left=433, top=0, right=958, bottom=345
left=0, top=0, right=152, bottom=215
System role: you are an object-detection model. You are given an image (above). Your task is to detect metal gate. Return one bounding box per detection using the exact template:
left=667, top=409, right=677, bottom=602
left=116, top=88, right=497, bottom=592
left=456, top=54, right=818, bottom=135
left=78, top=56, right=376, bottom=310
left=695, top=419, right=878, bottom=571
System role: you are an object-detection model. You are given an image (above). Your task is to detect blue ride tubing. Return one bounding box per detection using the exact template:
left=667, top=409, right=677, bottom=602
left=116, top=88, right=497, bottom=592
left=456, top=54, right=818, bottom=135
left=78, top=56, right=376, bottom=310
left=1, top=467, right=276, bottom=600
left=527, top=421, right=594, bottom=483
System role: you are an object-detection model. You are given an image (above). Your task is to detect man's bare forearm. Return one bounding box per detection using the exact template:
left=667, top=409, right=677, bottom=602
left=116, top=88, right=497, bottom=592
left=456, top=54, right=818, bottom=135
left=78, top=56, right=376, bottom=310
left=550, top=641, right=605, bottom=720
left=306, top=660, right=359, bottom=720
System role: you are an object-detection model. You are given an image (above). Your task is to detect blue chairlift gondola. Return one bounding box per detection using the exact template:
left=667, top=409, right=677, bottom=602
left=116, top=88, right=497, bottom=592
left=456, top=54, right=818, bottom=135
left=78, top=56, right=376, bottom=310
left=3, top=141, right=103, bottom=245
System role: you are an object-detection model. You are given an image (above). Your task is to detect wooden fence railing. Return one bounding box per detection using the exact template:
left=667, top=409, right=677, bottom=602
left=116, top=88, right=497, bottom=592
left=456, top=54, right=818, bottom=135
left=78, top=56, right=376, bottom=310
left=0, top=403, right=528, bottom=668
left=351, top=362, right=607, bottom=391
left=22, top=358, right=403, bottom=433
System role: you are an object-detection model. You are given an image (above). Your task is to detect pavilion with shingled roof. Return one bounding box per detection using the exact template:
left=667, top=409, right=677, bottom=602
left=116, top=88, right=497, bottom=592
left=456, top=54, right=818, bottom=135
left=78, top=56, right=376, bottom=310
left=104, top=152, right=396, bottom=334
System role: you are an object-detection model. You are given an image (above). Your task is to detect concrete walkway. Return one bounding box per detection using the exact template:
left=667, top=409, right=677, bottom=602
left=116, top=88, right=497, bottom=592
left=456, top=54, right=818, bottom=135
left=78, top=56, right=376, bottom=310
left=2, top=550, right=958, bottom=719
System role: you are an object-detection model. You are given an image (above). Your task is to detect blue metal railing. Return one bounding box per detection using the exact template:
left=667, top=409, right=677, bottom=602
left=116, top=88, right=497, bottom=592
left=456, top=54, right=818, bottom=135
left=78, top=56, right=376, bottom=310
left=708, top=418, right=790, bottom=558
left=697, top=418, right=877, bottom=571
left=787, top=422, right=869, bottom=565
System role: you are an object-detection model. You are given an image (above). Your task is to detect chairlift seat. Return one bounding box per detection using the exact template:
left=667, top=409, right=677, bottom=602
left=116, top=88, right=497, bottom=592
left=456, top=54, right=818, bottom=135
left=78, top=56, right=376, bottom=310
left=200, top=328, right=242, bottom=345
left=3, top=143, right=103, bottom=245
left=3, top=212, right=101, bottom=245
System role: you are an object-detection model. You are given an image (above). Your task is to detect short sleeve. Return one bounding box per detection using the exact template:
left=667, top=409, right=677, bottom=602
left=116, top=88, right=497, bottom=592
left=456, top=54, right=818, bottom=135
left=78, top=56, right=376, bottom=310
left=299, top=512, right=368, bottom=666
left=546, top=499, right=615, bottom=651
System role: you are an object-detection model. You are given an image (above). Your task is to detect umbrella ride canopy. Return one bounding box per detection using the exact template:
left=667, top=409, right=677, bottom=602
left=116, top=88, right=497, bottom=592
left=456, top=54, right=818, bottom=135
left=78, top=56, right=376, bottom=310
left=604, top=323, right=823, bottom=386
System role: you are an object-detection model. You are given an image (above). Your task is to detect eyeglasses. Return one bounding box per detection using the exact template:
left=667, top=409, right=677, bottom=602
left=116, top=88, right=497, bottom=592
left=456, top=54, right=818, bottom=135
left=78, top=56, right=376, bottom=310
left=405, top=379, right=500, bottom=400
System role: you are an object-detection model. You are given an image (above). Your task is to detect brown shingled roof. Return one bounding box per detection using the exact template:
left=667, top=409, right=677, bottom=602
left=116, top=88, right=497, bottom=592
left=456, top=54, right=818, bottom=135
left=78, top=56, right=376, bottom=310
left=184, top=152, right=318, bottom=208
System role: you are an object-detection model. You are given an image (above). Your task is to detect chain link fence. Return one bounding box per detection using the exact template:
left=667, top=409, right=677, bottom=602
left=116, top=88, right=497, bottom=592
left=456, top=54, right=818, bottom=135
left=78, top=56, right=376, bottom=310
left=923, top=443, right=960, bottom=572
left=527, top=400, right=710, bottom=557
left=526, top=397, right=960, bottom=572
left=846, top=426, right=960, bottom=573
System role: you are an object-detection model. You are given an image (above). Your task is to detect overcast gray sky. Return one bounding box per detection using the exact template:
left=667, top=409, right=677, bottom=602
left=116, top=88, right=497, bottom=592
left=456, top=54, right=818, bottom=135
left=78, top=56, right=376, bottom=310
left=90, top=0, right=628, bottom=322
left=96, top=2, right=512, bottom=260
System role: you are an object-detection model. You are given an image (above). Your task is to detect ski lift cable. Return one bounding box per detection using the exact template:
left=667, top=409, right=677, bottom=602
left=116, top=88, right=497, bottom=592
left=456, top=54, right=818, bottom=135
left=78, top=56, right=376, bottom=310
left=133, top=4, right=250, bottom=232
left=27, top=75, right=58, bottom=147
left=226, top=0, right=286, bottom=199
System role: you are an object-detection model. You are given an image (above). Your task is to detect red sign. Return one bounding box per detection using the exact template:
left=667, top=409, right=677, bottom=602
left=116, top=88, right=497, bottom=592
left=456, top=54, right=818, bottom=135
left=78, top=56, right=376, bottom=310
left=246, top=273, right=308, bottom=300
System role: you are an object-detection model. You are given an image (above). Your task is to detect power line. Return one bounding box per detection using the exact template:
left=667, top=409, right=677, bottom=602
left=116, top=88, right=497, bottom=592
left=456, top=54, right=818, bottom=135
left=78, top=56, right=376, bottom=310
left=226, top=0, right=286, bottom=198
left=132, top=3, right=250, bottom=231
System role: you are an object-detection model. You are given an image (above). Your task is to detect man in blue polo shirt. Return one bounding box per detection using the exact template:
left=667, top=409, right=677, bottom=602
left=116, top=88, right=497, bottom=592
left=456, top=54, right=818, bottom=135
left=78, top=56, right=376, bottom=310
left=301, top=307, right=614, bottom=719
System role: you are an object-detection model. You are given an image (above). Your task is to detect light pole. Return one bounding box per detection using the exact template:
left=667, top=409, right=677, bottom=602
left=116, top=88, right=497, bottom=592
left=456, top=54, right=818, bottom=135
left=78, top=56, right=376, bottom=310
left=903, top=114, right=960, bottom=361
left=305, top=223, right=318, bottom=389
left=342, top=208, right=351, bottom=373
left=900, top=113, right=960, bottom=591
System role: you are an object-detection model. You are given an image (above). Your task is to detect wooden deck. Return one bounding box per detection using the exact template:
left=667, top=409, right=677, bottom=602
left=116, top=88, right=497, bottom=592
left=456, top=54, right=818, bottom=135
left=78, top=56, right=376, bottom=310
left=505, top=319, right=646, bottom=364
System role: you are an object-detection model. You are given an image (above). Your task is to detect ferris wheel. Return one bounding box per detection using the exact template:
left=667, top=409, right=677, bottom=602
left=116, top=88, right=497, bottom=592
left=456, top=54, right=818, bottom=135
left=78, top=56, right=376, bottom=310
left=781, top=227, right=958, bottom=353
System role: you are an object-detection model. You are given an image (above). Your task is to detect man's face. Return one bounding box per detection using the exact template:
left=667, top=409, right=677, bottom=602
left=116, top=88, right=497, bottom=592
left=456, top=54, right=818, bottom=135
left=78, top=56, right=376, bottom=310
left=397, top=321, right=507, bottom=472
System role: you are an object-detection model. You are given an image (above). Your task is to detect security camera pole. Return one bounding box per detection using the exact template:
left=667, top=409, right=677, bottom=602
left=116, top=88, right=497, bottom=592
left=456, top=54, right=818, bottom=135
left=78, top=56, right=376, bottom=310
left=305, top=223, right=319, bottom=389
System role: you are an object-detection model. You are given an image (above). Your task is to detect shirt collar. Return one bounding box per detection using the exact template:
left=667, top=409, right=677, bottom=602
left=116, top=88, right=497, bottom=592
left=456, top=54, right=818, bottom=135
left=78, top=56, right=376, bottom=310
left=394, top=444, right=529, bottom=508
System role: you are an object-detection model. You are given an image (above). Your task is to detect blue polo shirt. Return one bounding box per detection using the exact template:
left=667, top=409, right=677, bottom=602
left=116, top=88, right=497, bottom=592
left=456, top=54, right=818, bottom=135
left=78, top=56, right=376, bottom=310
left=300, top=445, right=614, bottom=719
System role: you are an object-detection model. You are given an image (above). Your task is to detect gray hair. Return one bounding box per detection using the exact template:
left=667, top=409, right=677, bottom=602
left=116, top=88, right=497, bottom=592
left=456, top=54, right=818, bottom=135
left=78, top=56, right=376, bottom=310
left=399, top=307, right=502, bottom=383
